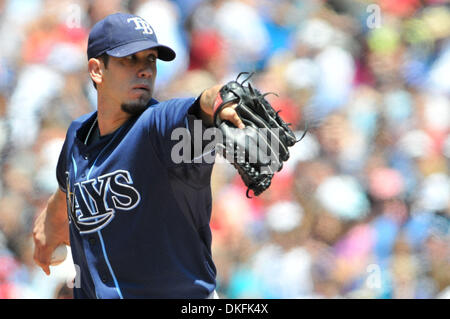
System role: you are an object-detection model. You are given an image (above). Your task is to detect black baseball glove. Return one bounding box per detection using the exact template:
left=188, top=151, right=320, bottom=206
left=213, top=72, right=304, bottom=198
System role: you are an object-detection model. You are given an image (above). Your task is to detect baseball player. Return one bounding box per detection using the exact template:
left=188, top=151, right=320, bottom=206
left=32, top=13, right=244, bottom=299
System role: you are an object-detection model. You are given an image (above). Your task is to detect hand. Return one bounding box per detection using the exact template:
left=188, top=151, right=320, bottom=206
left=32, top=190, right=70, bottom=275
left=199, top=84, right=245, bottom=129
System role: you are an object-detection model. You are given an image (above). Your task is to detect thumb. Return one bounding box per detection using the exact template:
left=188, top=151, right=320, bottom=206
left=231, top=112, right=245, bottom=129
left=220, top=106, right=245, bottom=129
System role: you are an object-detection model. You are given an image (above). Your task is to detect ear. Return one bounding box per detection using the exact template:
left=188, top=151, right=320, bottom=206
left=88, top=58, right=103, bottom=86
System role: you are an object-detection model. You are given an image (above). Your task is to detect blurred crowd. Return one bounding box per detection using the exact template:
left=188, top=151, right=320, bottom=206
left=0, top=0, right=449, bottom=299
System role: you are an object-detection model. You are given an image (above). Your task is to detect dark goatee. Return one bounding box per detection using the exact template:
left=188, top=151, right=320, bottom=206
left=121, top=96, right=150, bottom=116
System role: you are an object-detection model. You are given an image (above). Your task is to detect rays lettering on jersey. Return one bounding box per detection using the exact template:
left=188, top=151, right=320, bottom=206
left=65, top=170, right=141, bottom=234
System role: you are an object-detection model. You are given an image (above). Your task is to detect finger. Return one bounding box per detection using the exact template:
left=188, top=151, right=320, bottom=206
left=220, top=107, right=245, bottom=129
left=43, top=265, right=51, bottom=276
left=232, top=112, right=245, bottom=129
left=34, top=253, right=51, bottom=275
left=33, top=244, right=53, bottom=276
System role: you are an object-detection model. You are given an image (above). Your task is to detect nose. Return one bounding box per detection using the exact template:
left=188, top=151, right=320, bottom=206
left=137, top=64, right=154, bottom=78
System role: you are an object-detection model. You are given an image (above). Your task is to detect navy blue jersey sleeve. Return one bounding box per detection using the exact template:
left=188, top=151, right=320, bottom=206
left=186, top=97, right=216, bottom=163
left=145, top=97, right=215, bottom=168
left=56, top=136, right=69, bottom=193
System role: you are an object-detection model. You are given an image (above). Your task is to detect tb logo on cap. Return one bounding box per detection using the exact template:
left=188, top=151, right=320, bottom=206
left=127, top=17, right=154, bottom=35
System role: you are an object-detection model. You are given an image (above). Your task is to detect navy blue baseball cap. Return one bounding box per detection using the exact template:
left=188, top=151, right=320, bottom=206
left=87, top=13, right=176, bottom=61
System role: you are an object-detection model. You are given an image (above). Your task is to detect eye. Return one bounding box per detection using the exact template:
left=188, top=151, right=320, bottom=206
left=125, top=55, right=137, bottom=61
left=148, top=55, right=157, bottom=63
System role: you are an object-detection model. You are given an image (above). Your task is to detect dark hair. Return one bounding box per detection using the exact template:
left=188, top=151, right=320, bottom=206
left=92, top=54, right=110, bottom=89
